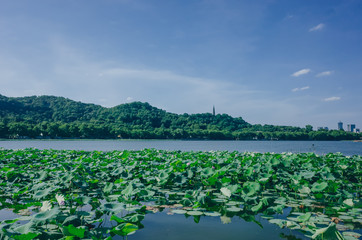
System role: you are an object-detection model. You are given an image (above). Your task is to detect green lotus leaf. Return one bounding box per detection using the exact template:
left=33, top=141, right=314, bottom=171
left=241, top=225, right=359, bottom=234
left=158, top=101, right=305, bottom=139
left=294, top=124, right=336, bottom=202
left=297, top=213, right=311, bottom=222
left=14, top=222, right=36, bottom=235
left=226, top=206, right=242, bottom=212
left=62, top=224, right=86, bottom=238
left=122, top=183, right=134, bottom=197
left=299, top=186, right=311, bottom=194
left=204, top=211, right=221, bottom=217
left=311, top=223, right=344, bottom=239
left=242, top=182, right=260, bottom=196
left=343, top=199, right=354, bottom=207
left=32, top=207, right=59, bottom=222
left=62, top=215, right=81, bottom=226
left=171, top=209, right=187, bottom=214
left=251, top=201, right=263, bottom=212
left=271, top=158, right=280, bottom=166
left=12, top=232, right=39, bottom=240
left=339, top=215, right=354, bottom=221
left=343, top=232, right=361, bottom=239
left=76, top=196, right=92, bottom=205
left=126, top=213, right=145, bottom=223
left=269, top=219, right=286, bottom=228
left=102, top=203, right=125, bottom=214
left=201, top=167, right=214, bottom=177
left=268, top=205, right=284, bottom=214
left=110, top=215, right=126, bottom=223
left=300, top=171, right=315, bottom=179
left=311, top=182, right=328, bottom=192
left=33, top=188, right=52, bottom=199
left=103, top=182, right=114, bottom=194
left=187, top=210, right=203, bottom=216
left=111, top=223, right=139, bottom=236
left=139, top=189, right=155, bottom=197
left=220, top=187, right=231, bottom=198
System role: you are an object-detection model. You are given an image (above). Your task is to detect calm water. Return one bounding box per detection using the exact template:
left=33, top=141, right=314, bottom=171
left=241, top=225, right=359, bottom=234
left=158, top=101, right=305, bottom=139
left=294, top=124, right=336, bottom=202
left=1, top=139, right=361, bottom=155
left=131, top=211, right=307, bottom=240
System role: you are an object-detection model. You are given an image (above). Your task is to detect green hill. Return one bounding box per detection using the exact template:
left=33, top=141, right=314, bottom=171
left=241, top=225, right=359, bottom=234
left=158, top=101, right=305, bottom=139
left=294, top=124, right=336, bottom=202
left=0, top=94, right=250, bottom=139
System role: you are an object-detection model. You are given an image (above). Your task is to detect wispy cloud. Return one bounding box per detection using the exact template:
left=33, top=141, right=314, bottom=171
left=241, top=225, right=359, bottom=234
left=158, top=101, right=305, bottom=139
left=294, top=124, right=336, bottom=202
left=284, top=14, right=294, bottom=20
left=291, top=69, right=311, bottom=77
left=316, top=71, right=333, bottom=77
left=292, top=86, right=310, bottom=92
left=309, top=23, right=325, bottom=32
left=324, top=96, right=341, bottom=102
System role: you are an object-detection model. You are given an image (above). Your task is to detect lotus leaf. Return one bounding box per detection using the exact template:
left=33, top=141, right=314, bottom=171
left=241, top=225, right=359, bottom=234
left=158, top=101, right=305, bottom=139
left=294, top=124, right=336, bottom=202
left=111, top=223, right=138, bottom=236
left=311, top=182, right=328, bottom=192
left=220, top=187, right=231, bottom=198
left=62, top=224, right=86, bottom=238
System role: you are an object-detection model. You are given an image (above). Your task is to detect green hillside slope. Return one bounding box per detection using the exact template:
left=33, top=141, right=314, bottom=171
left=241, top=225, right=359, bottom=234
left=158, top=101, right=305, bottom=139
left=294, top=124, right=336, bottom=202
left=0, top=94, right=250, bottom=139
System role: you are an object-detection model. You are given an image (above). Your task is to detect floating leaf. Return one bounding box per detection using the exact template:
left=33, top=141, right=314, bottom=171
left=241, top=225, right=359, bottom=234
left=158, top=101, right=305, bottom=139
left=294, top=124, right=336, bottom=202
left=62, top=224, right=85, bottom=238
left=102, top=203, right=125, bottom=214
left=226, top=206, right=242, bottom=212
left=312, top=223, right=344, bottom=239
left=297, top=213, right=311, bottom=222
left=220, top=187, right=231, bottom=198
left=311, top=182, right=328, bottom=192
left=204, top=211, right=221, bottom=217
left=32, top=207, right=59, bottom=222
left=299, top=186, right=311, bottom=195
left=111, top=223, right=138, bottom=236
left=170, top=209, right=187, bottom=214
left=187, top=211, right=204, bottom=216
left=12, top=232, right=39, bottom=240
left=251, top=201, right=263, bottom=212
left=33, top=188, right=52, bottom=199
left=343, top=199, right=354, bottom=207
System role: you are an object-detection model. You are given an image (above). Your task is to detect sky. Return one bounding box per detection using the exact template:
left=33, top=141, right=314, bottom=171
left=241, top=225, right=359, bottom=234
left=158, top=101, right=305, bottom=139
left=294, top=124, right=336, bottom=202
left=1, top=0, right=362, bottom=130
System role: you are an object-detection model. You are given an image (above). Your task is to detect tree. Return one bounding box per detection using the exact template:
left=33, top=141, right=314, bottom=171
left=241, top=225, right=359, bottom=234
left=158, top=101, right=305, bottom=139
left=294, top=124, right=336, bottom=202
left=305, top=125, right=313, bottom=133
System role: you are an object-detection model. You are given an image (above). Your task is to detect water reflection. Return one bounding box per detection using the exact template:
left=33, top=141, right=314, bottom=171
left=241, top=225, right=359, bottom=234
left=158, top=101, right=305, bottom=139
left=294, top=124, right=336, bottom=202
left=131, top=211, right=309, bottom=240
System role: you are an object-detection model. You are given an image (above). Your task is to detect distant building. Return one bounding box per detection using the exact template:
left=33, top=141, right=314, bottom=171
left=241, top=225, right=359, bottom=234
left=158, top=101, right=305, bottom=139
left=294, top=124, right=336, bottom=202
left=338, top=121, right=343, bottom=130
left=324, top=127, right=329, bottom=131
left=347, top=124, right=356, bottom=132
left=355, top=128, right=360, bottom=133
left=213, top=105, right=215, bottom=116
left=317, top=127, right=328, bottom=131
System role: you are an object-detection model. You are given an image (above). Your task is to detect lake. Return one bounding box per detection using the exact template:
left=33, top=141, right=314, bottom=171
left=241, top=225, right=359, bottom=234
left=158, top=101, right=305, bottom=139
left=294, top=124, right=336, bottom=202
left=1, top=139, right=361, bottom=155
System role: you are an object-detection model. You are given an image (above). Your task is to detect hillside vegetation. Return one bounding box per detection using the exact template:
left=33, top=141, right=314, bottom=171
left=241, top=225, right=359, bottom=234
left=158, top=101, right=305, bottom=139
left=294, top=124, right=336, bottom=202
left=0, top=94, right=360, bottom=140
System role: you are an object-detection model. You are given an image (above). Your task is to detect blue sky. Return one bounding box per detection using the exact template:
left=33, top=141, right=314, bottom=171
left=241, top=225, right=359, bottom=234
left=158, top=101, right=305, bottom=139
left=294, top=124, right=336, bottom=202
left=1, top=0, right=361, bottom=130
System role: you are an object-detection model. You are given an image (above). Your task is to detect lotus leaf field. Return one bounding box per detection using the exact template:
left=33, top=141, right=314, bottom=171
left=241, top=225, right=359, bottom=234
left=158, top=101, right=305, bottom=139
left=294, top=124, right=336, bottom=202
left=0, top=148, right=361, bottom=240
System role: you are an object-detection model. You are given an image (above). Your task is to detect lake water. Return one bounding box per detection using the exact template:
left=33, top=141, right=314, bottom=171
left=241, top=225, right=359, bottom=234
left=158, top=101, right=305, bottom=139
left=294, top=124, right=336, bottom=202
left=1, top=139, right=361, bottom=155
left=132, top=211, right=308, bottom=240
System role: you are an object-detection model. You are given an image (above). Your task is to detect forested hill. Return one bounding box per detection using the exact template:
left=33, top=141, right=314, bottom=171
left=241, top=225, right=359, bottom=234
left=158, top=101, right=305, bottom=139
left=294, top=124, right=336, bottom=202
left=0, top=94, right=249, bottom=139
left=0, top=94, right=360, bottom=140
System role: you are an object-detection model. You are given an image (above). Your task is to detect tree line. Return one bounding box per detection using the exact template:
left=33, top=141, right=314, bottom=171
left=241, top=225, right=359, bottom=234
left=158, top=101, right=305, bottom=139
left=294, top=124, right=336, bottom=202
left=0, top=94, right=360, bottom=141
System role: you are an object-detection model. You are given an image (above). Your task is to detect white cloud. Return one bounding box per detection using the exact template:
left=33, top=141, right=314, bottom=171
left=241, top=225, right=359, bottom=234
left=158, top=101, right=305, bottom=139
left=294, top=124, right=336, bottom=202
left=324, top=96, right=341, bottom=102
left=316, top=71, right=333, bottom=77
left=291, top=69, right=311, bottom=77
left=309, top=23, right=325, bottom=32
left=292, top=86, right=310, bottom=92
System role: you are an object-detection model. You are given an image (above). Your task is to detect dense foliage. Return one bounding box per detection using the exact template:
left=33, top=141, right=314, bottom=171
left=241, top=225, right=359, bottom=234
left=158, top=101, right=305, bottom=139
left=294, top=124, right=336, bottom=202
left=0, top=149, right=361, bottom=239
left=0, top=94, right=360, bottom=140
